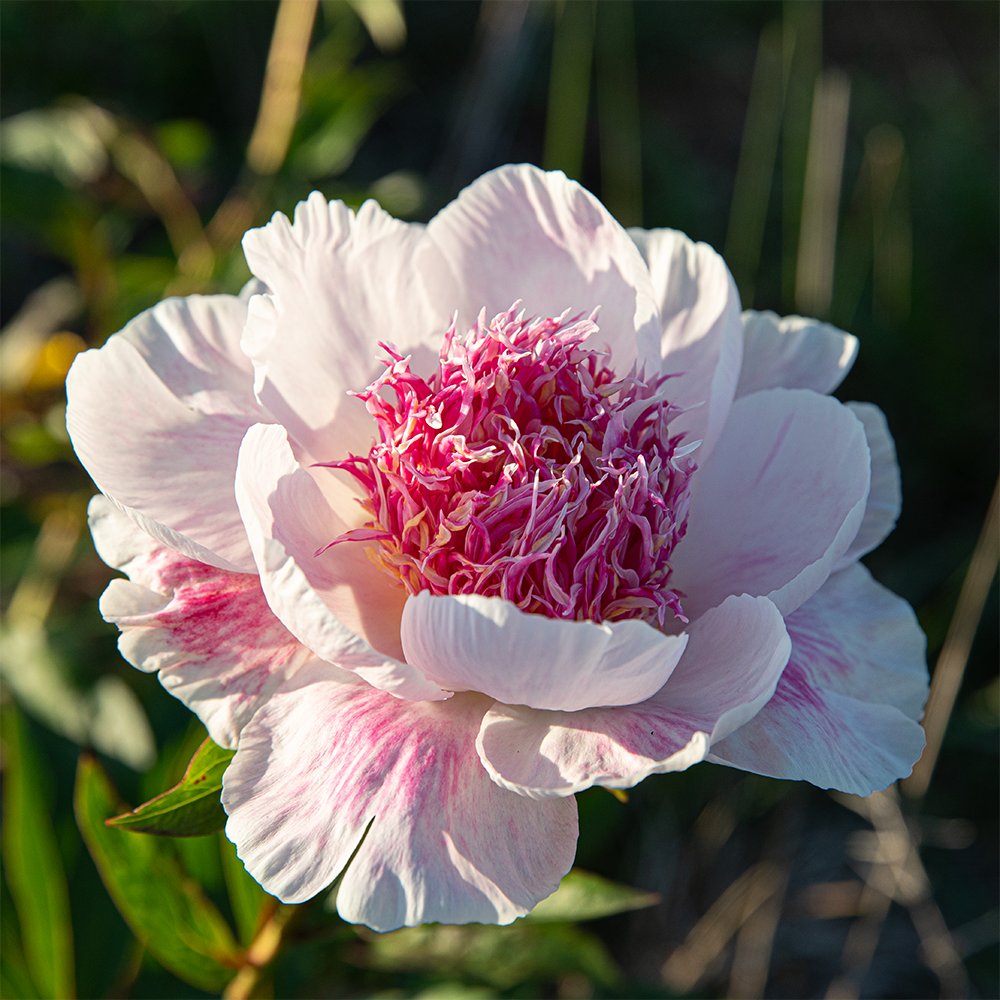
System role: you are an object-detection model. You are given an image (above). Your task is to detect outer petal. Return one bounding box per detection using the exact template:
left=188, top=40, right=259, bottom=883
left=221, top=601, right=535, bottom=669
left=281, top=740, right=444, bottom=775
left=67, top=295, right=265, bottom=573
left=834, top=402, right=902, bottom=570
left=670, top=388, right=870, bottom=620
left=241, top=194, right=448, bottom=460
left=477, top=594, right=790, bottom=798
left=628, top=227, right=744, bottom=458
left=89, top=496, right=310, bottom=749
left=400, top=592, right=688, bottom=711
left=427, top=165, right=662, bottom=374
left=735, top=310, right=858, bottom=398
left=222, top=668, right=578, bottom=930
left=234, top=423, right=448, bottom=702
left=708, top=565, right=927, bottom=795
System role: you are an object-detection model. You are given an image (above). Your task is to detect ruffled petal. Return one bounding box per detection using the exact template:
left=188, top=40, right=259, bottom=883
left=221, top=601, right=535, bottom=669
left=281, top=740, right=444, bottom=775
left=670, top=388, right=870, bottom=620
left=400, top=592, right=688, bottom=711
left=427, top=165, right=662, bottom=375
left=628, top=227, right=744, bottom=458
left=89, top=496, right=310, bottom=749
left=477, top=594, right=790, bottom=798
left=834, top=402, right=902, bottom=570
left=234, top=422, right=448, bottom=702
left=222, top=668, right=578, bottom=930
left=66, top=295, right=265, bottom=573
left=708, top=566, right=927, bottom=795
left=735, top=310, right=858, bottom=398
left=241, top=193, right=448, bottom=460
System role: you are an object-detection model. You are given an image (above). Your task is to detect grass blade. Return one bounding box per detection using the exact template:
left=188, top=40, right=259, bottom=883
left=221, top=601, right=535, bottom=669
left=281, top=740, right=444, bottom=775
left=0, top=703, right=75, bottom=999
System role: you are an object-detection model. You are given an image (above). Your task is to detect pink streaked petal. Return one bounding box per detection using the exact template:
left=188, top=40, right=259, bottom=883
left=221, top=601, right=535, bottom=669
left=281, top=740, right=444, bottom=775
left=628, top=227, right=744, bottom=459
left=784, top=563, right=927, bottom=720
left=707, top=565, right=926, bottom=795
left=241, top=193, right=447, bottom=460
left=235, top=423, right=448, bottom=702
left=834, top=402, right=902, bottom=570
left=670, top=388, right=870, bottom=620
left=707, top=669, right=926, bottom=796
left=91, top=498, right=311, bottom=749
left=735, top=310, right=858, bottom=398
left=427, top=165, right=662, bottom=374
left=400, top=592, right=688, bottom=711
left=66, top=295, right=268, bottom=573
left=222, top=669, right=578, bottom=930
left=477, top=595, right=790, bottom=798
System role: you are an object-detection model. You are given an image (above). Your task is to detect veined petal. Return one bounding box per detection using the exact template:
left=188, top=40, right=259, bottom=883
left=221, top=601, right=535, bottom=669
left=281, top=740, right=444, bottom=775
left=670, top=388, right=870, bottom=619
left=241, top=193, right=447, bottom=460
left=66, top=295, right=266, bottom=573
left=708, top=565, right=926, bottom=795
left=222, top=668, right=578, bottom=930
left=89, top=496, right=310, bottom=749
left=779, top=562, right=927, bottom=718
left=736, top=310, right=858, bottom=398
left=427, top=165, right=662, bottom=374
left=834, top=402, right=902, bottom=570
left=400, top=592, right=688, bottom=711
left=628, top=227, right=744, bottom=458
left=234, top=423, right=448, bottom=702
left=477, top=594, right=790, bottom=798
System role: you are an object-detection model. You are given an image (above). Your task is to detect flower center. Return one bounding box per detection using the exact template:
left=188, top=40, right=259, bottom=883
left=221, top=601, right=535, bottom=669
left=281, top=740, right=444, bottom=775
left=324, top=305, right=697, bottom=627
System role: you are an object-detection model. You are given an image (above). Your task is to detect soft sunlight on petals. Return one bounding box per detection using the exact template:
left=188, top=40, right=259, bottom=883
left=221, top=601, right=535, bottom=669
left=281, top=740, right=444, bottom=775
left=68, top=164, right=927, bottom=932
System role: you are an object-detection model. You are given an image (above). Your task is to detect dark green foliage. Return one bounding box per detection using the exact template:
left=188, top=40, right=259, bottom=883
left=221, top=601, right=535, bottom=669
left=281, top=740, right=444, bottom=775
left=74, top=755, right=242, bottom=993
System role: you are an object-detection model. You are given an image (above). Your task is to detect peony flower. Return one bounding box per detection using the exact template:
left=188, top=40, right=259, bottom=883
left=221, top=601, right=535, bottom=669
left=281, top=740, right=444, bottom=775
left=66, top=164, right=927, bottom=932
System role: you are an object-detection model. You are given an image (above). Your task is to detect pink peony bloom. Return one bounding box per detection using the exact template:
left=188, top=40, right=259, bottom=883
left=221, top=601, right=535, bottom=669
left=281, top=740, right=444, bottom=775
left=66, top=164, right=927, bottom=932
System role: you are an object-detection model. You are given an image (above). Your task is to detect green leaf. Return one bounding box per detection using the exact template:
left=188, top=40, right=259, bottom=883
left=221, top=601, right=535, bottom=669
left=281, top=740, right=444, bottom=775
left=0, top=882, right=40, bottom=1000
left=220, top=834, right=268, bottom=947
left=0, top=703, right=75, bottom=999
left=107, top=736, right=234, bottom=837
left=74, top=753, right=242, bottom=993
left=525, top=868, right=661, bottom=923
left=0, top=945, right=40, bottom=1000
left=368, top=921, right=621, bottom=992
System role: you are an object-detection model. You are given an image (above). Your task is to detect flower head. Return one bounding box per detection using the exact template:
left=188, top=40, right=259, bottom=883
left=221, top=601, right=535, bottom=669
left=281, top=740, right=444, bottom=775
left=328, top=305, right=694, bottom=626
left=67, top=164, right=928, bottom=932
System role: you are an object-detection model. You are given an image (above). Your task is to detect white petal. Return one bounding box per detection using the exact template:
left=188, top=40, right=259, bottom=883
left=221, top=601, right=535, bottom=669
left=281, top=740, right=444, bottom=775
left=834, top=402, right=902, bottom=570
left=66, top=295, right=266, bottom=573
left=241, top=193, right=447, bottom=460
left=427, top=165, right=662, bottom=375
left=476, top=594, right=790, bottom=798
left=234, top=423, right=448, bottom=702
left=736, top=310, right=858, bottom=398
left=670, top=388, right=870, bottom=620
left=400, top=592, right=688, bottom=711
left=88, top=494, right=160, bottom=579
left=222, top=670, right=578, bottom=930
left=628, top=227, right=744, bottom=458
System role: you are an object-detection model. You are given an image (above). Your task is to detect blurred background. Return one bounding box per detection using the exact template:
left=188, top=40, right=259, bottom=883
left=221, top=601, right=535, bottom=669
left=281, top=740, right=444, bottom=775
left=0, top=1, right=997, bottom=998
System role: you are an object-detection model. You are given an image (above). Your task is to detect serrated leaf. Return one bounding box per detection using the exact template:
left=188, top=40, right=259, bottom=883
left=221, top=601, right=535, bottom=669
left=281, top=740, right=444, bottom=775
left=107, top=736, right=234, bottom=836
left=525, top=868, right=661, bottom=923
left=74, top=753, right=242, bottom=993
left=0, top=703, right=75, bottom=998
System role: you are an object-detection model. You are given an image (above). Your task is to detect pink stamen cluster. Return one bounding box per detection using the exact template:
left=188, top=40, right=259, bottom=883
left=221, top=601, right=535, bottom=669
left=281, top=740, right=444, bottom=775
left=325, top=305, right=697, bottom=627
